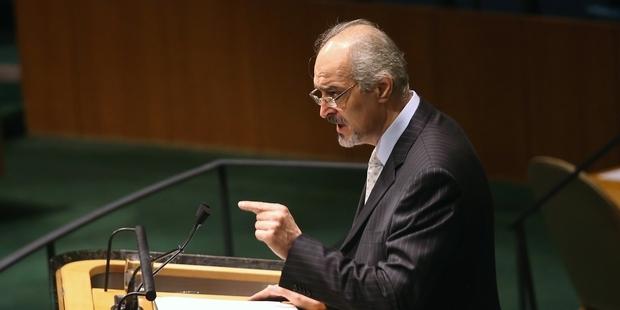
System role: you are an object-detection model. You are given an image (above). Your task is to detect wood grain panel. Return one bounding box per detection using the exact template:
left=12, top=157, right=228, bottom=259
left=165, top=1, right=260, bottom=149
left=578, top=22, right=620, bottom=171
left=71, top=0, right=172, bottom=140
left=161, top=0, right=199, bottom=146
left=615, top=27, right=620, bottom=166
left=15, top=0, right=620, bottom=180
left=431, top=10, right=530, bottom=179
left=16, top=0, right=79, bottom=134
left=524, top=18, right=619, bottom=173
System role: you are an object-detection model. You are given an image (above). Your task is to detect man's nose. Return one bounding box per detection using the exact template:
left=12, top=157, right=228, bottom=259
left=319, top=103, right=335, bottom=119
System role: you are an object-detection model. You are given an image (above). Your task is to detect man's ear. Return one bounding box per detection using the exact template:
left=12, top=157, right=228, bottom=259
left=375, top=76, right=393, bottom=103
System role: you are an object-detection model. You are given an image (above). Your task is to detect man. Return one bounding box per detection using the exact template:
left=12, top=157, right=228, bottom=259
left=238, top=19, right=501, bottom=310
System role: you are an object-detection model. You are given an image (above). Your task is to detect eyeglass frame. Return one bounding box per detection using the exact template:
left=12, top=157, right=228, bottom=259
left=309, top=83, right=357, bottom=109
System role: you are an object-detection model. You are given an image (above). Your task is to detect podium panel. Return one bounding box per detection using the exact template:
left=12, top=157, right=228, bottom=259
left=52, top=251, right=283, bottom=310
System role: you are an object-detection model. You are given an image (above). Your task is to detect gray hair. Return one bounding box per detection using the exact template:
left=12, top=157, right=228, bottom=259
left=314, top=19, right=410, bottom=100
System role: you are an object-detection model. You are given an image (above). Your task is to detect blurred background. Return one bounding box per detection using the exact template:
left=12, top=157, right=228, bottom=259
left=0, top=0, right=619, bottom=309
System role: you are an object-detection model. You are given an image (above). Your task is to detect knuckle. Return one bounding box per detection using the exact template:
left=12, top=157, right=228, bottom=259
left=276, top=212, right=286, bottom=221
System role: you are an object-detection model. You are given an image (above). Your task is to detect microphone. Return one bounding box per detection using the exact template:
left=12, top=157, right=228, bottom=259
left=134, top=226, right=156, bottom=300
left=105, top=225, right=157, bottom=310
left=195, top=203, right=211, bottom=227
left=104, top=203, right=211, bottom=310
left=133, top=203, right=211, bottom=291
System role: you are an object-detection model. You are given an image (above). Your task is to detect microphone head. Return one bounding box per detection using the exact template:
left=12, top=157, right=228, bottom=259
left=195, top=203, right=212, bottom=226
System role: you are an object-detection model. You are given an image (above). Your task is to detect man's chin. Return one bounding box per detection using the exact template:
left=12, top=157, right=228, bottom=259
left=337, top=134, right=359, bottom=148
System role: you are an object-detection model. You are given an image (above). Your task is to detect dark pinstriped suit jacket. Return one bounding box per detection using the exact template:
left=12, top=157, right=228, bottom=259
left=279, top=101, right=501, bottom=310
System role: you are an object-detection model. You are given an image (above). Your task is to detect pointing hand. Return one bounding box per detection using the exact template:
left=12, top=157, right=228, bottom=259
left=238, top=201, right=302, bottom=259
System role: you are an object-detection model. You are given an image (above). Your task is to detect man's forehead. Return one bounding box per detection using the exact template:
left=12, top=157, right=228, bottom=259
left=313, top=66, right=350, bottom=87
left=313, top=41, right=352, bottom=87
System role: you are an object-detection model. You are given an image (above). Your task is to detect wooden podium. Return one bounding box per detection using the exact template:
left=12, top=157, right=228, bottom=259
left=51, top=250, right=283, bottom=310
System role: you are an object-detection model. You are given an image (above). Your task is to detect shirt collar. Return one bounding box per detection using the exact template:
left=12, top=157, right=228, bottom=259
left=374, top=90, right=420, bottom=165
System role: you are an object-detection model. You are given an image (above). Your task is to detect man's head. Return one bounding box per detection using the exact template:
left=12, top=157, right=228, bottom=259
left=311, top=19, right=410, bottom=147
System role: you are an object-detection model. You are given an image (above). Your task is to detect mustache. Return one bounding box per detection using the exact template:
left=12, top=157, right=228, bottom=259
left=326, top=115, right=346, bottom=125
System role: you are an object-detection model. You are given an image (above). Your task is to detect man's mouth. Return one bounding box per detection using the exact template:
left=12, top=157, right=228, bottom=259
left=336, top=123, right=346, bottom=133
left=327, top=115, right=345, bottom=125
left=326, top=114, right=348, bottom=134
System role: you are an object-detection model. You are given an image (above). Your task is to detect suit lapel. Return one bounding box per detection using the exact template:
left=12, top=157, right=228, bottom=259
left=340, top=100, right=434, bottom=251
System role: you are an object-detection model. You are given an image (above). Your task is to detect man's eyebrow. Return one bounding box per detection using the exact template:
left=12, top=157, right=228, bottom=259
left=316, top=85, right=340, bottom=92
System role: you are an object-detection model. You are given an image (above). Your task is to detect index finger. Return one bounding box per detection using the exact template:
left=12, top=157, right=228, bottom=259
left=238, top=201, right=281, bottom=214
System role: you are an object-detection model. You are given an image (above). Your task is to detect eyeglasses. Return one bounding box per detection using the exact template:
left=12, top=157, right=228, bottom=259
left=309, top=84, right=356, bottom=109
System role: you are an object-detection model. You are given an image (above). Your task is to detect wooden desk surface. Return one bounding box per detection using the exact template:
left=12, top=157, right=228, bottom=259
left=589, top=167, right=620, bottom=207
left=56, top=259, right=281, bottom=310
left=91, top=288, right=247, bottom=310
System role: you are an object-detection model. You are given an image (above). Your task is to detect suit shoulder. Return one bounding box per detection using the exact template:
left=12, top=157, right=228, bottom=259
left=406, top=108, right=487, bottom=186
left=415, top=113, right=476, bottom=163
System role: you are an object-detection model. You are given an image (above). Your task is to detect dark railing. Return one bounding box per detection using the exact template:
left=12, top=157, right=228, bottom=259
left=0, top=158, right=366, bottom=273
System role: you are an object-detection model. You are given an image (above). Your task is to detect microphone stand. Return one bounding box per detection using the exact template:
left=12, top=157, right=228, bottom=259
left=103, top=225, right=157, bottom=310
left=104, top=203, right=211, bottom=310
left=135, top=220, right=205, bottom=291
left=511, top=133, right=620, bottom=310
left=133, top=204, right=210, bottom=291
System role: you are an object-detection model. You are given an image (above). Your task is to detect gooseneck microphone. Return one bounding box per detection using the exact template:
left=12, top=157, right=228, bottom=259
left=134, top=203, right=212, bottom=291
left=103, top=203, right=211, bottom=310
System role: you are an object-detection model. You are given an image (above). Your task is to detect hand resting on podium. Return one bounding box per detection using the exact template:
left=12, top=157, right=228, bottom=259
left=250, top=285, right=326, bottom=310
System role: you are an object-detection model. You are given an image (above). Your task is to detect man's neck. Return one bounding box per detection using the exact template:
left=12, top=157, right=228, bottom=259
left=376, top=92, right=412, bottom=143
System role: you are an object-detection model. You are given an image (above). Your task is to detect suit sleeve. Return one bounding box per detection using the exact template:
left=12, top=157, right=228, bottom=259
left=279, top=168, right=463, bottom=310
